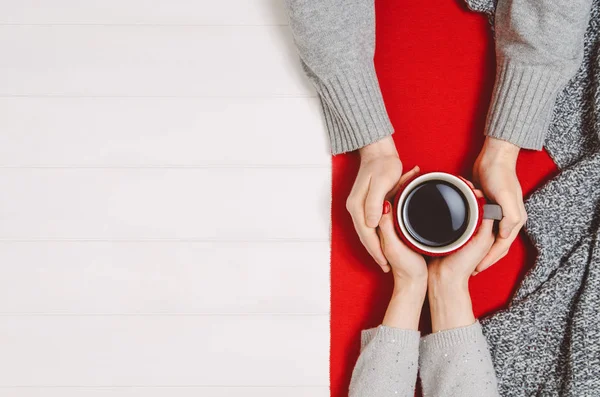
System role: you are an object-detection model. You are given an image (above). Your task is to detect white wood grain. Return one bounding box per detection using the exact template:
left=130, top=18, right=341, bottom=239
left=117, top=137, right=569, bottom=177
left=0, top=26, right=312, bottom=97
left=0, top=0, right=288, bottom=26
left=0, top=241, right=329, bottom=314
left=0, top=387, right=329, bottom=397
left=0, top=97, right=328, bottom=167
left=0, top=0, right=332, bottom=393
left=0, top=169, right=330, bottom=240
left=0, top=315, right=329, bottom=386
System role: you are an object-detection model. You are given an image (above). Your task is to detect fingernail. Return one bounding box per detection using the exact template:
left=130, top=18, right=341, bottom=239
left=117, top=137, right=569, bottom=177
left=472, top=271, right=479, bottom=276
left=382, top=201, right=391, bottom=215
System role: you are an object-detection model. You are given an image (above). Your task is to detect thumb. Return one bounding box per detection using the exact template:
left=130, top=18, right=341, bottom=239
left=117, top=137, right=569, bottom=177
left=498, top=193, right=521, bottom=238
left=365, top=178, right=394, bottom=228
left=379, top=201, right=396, bottom=236
left=388, top=165, right=420, bottom=200
left=378, top=201, right=401, bottom=253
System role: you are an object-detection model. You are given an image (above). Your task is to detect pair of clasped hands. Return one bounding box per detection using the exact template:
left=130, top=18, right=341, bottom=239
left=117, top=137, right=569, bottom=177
left=347, top=135, right=527, bottom=276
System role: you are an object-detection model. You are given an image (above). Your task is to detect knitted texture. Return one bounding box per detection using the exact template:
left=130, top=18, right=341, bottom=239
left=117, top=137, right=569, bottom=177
left=419, top=322, right=500, bottom=397
left=285, top=0, right=394, bottom=154
left=467, top=0, right=600, bottom=395
left=350, top=323, right=500, bottom=397
left=349, top=326, right=420, bottom=397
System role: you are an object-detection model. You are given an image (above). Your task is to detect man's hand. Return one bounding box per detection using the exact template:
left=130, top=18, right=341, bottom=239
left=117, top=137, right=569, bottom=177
left=346, top=137, right=403, bottom=272
left=472, top=137, right=527, bottom=274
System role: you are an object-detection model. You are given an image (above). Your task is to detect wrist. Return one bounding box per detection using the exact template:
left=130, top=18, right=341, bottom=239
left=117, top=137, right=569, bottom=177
left=427, top=261, right=469, bottom=291
left=393, top=273, right=427, bottom=296
left=383, top=284, right=426, bottom=330
left=358, top=136, right=398, bottom=161
left=479, top=137, right=520, bottom=166
left=393, top=276, right=428, bottom=302
left=428, top=272, right=469, bottom=299
left=428, top=272, right=474, bottom=332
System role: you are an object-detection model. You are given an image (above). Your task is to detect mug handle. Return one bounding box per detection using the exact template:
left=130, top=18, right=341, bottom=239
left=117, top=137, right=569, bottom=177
left=483, top=204, right=503, bottom=220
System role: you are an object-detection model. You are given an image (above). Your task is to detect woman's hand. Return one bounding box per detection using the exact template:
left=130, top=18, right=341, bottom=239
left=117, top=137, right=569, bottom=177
left=377, top=179, right=428, bottom=330
left=427, top=188, right=496, bottom=332
left=347, top=137, right=403, bottom=272
left=473, top=137, right=527, bottom=274
left=378, top=199, right=428, bottom=286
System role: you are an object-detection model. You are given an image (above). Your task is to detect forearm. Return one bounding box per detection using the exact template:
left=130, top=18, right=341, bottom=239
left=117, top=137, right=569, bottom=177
left=419, top=273, right=500, bottom=396
left=349, top=277, right=425, bottom=397
left=284, top=0, right=393, bottom=154
left=485, top=0, right=593, bottom=149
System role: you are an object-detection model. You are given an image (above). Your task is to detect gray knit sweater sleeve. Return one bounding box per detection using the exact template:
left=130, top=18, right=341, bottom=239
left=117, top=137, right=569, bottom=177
left=349, top=326, right=420, bottom=397
left=284, top=0, right=394, bottom=154
left=285, top=0, right=593, bottom=153
left=349, top=322, right=499, bottom=396
left=482, top=0, right=593, bottom=149
left=419, top=322, right=500, bottom=397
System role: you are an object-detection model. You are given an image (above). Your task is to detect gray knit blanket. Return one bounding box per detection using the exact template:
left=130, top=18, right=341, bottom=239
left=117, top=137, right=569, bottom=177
left=466, top=0, right=600, bottom=395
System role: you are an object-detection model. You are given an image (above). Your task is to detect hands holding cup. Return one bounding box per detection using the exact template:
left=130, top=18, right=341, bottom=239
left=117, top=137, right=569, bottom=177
left=348, top=136, right=524, bottom=276
left=376, top=168, right=501, bottom=331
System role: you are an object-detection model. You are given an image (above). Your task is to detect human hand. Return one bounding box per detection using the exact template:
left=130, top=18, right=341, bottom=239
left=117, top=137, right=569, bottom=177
left=428, top=198, right=496, bottom=288
left=347, top=136, right=403, bottom=272
left=378, top=192, right=428, bottom=329
left=378, top=197, right=428, bottom=288
left=472, top=137, right=526, bottom=274
left=427, top=189, right=495, bottom=331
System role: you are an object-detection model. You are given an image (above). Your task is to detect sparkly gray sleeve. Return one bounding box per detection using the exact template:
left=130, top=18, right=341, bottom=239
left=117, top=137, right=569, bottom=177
left=348, top=326, right=420, bottom=397
left=419, top=321, right=500, bottom=397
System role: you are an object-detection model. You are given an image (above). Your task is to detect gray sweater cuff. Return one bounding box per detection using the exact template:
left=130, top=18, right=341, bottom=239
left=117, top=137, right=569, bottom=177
left=316, top=63, right=394, bottom=154
left=485, top=59, right=565, bottom=150
left=419, top=321, right=500, bottom=396
left=361, top=325, right=420, bottom=351
left=420, top=321, right=484, bottom=351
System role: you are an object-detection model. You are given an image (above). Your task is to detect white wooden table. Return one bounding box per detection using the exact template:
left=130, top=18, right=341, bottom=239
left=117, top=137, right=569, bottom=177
left=0, top=1, right=331, bottom=395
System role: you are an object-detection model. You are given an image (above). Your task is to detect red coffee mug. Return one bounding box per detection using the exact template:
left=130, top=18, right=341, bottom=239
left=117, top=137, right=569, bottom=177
left=393, top=172, right=503, bottom=256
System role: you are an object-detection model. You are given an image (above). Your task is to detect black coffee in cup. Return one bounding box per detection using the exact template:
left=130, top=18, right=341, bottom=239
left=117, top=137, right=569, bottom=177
left=401, top=180, right=469, bottom=247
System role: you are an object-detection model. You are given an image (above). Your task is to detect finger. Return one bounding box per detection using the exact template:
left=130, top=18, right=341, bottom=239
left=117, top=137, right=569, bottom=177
left=478, top=218, right=495, bottom=236
left=379, top=203, right=416, bottom=260
left=464, top=179, right=476, bottom=190
left=365, top=177, right=394, bottom=228
left=387, top=166, right=420, bottom=200
left=469, top=218, right=494, bottom=251
left=346, top=170, right=370, bottom=216
left=473, top=189, right=484, bottom=199
left=375, top=227, right=393, bottom=273
left=475, top=240, right=509, bottom=273
left=352, top=217, right=389, bottom=269
left=347, top=170, right=392, bottom=270
left=474, top=225, right=519, bottom=272
left=379, top=206, right=402, bottom=245
left=497, top=192, right=524, bottom=238
left=475, top=249, right=509, bottom=274
left=520, top=196, right=528, bottom=225
left=399, top=165, right=420, bottom=186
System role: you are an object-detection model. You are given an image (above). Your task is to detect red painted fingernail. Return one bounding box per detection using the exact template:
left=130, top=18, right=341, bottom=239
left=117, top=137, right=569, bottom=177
left=383, top=201, right=391, bottom=214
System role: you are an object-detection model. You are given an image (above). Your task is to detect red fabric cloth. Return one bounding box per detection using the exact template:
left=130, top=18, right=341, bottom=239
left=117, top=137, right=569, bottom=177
left=330, top=1, right=559, bottom=396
